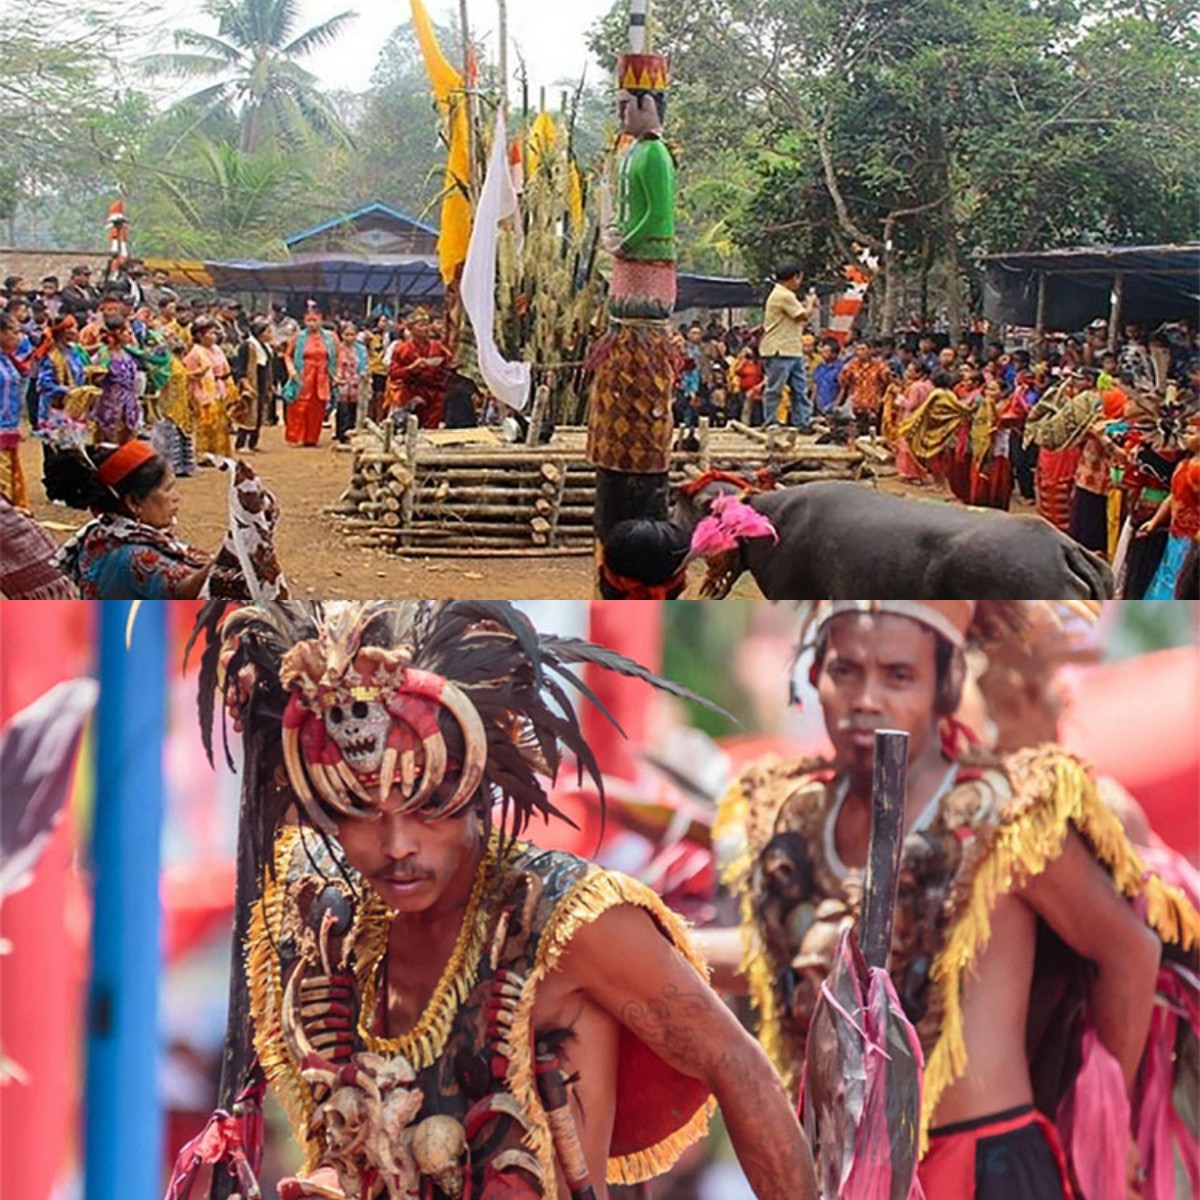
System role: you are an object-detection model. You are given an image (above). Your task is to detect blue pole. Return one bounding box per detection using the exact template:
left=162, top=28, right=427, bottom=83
left=85, top=602, right=168, bottom=1200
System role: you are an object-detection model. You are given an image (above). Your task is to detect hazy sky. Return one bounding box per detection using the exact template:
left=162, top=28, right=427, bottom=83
left=140, top=0, right=616, bottom=98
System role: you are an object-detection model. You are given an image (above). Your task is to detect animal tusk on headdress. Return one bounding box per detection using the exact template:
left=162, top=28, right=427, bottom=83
left=282, top=724, right=337, bottom=835
left=423, top=681, right=488, bottom=820
left=379, top=744, right=399, bottom=808
left=410, top=732, right=449, bottom=809
left=308, top=761, right=362, bottom=820
left=334, top=760, right=375, bottom=806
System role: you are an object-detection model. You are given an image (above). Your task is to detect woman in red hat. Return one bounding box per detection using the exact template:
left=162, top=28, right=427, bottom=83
left=46, top=441, right=213, bottom=598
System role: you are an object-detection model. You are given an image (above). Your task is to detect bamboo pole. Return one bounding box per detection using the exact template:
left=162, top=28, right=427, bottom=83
left=497, top=0, right=509, bottom=113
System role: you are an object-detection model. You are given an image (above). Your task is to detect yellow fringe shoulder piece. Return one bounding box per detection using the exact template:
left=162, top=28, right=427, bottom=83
left=246, top=826, right=321, bottom=1172
left=502, top=867, right=717, bottom=1189
left=713, top=756, right=832, bottom=1088
left=922, top=746, right=1200, bottom=1149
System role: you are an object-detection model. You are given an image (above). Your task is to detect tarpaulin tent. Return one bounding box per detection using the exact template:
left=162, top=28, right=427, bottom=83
left=982, top=243, right=1200, bottom=337
left=205, top=255, right=766, bottom=315
left=676, top=273, right=763, bottom=312
left=204, top=256, right=446, bottom=302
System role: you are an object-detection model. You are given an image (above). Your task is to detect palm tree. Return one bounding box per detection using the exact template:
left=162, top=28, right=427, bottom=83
left=142, top=0, right=358, bottom=154
left=146, top=139, right=314, bottom=258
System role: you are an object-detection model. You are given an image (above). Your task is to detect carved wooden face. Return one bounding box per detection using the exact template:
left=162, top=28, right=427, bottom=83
left=618, top=89, right=663, bottom=137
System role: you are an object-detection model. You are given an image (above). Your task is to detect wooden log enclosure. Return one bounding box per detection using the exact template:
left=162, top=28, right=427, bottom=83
left=330, top=417, right=872, bottom=556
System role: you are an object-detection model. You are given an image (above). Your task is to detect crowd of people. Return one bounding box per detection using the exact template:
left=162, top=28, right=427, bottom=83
left=4, top=258, right=1198, bottom=599
left=0, top=266, right=467, bottom=599
left=666, top=262, right=1200, bottom=599
left=0, top=268, right=472, bottom=506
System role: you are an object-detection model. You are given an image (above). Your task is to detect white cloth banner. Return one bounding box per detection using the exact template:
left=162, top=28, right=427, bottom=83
left=461, top=110, right=532, bottom=413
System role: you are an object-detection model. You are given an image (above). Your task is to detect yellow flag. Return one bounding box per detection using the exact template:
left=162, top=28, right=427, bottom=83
left=527, top=110, right=558, bottom=177
left=568, top=162, right=585, bottom=235
left=410, top=0, right=460, bottom=104
left=411, top=0, right=472, bottom=282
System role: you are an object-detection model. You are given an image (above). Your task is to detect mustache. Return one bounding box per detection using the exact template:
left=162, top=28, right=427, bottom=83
left=375, top=864, right=434, bottom=883
left=837, top=716, right=887, bottom=734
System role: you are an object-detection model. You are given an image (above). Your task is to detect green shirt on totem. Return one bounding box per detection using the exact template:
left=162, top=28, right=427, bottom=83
left=617, top=135, right=677, bottom=264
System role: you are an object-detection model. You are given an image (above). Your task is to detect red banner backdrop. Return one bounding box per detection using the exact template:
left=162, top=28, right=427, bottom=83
left=0, top=602, right=95, bottom=1200
left=1061, top=647, right=1200, bottom=863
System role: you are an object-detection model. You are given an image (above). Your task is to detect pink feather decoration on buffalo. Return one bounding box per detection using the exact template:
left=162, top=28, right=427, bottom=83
left=691, top=495, right=780, bottom=558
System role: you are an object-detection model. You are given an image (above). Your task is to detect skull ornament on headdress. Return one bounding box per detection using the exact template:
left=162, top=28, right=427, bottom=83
left=196, top=600, right=726, bottom=859
left=276, top=604, right=489, bottom=828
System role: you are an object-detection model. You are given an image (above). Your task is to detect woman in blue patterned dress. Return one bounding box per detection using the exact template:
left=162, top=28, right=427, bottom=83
left=48, top=441, right=213, bottom=599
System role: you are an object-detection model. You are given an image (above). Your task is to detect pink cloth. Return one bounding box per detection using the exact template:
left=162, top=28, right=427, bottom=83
left=895, top=379, right=933, bottom=482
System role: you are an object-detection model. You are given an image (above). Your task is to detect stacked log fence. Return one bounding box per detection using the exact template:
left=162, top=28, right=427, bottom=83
left=331, top=414, right=873, bottom=557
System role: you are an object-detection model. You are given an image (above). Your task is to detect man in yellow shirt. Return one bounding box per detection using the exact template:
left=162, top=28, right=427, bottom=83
left=760, top=261, right=818, bottom=430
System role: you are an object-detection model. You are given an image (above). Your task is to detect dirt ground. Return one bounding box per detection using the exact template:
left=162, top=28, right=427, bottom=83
left=22, top=428, right=759, bottom=599
left=23, top=427, right=982, bottom=599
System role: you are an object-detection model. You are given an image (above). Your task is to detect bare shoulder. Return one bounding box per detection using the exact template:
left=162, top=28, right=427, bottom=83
left=553, top=903, right=701, bottom=993
left=1018, top=828, right=1158, bottom=966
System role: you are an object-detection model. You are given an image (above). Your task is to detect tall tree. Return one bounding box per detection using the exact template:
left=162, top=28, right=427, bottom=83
left=142, top=0, right=358, bottom=154
left=591, top=0, right=1200, bottom=326
left=0, top=1, right=159, bottom=244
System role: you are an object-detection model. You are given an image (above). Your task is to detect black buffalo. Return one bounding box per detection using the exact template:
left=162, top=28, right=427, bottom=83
left=675, top=480, right=1114, bottom=600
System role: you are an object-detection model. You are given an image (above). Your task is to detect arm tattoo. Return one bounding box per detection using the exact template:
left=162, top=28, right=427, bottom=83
left=620, top=985, right=818, bottom=1200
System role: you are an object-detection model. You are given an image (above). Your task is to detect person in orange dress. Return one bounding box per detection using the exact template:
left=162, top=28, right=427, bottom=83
left=284, top=304, right=337, bottom=448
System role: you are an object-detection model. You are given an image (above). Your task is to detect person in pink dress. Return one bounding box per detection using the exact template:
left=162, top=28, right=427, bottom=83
left=895, top=360, right=934, bottom=483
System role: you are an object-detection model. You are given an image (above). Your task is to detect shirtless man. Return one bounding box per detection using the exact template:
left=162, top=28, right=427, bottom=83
left=719, top=601, right=1196, bottom=1198
left=210, top=601, right=816, bottom=1200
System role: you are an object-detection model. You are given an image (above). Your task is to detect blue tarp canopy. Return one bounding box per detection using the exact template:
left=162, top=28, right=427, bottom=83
left=203, top=256, right=764, bottom=313
left=676, top=273, right=762, bottom=311
left=982, top=243, right=1200, bottom=330
left=204, top=255, right=445, bottom=300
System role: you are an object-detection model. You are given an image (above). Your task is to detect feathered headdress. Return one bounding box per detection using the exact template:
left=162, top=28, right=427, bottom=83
left=193, top=601, right=723, bottom=872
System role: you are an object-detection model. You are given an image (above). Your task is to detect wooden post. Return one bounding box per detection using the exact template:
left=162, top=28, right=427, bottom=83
left=1034, top=271, right=1047, bottom=357
left=698, top=415, right=712, bottom=471
left=527, top=384, right=550, bottom=447
left=1108, top=272, right=1124, bottom=352
left=547, top=460, right=569, bottom=548
left=859, top=730, right=909, bottom=972
left=401, top=415, right=420, bottom=548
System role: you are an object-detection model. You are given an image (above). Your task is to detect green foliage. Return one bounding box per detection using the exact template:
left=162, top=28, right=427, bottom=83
left=140, top=0, right=358, bottom=154
left=131, top=139, right=315, bottom=259
left=8, top=0, right=1197, bottom=329
left=663, top=603, right=756, bottom=737
left=591, top=0, right=1200, bottom=321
